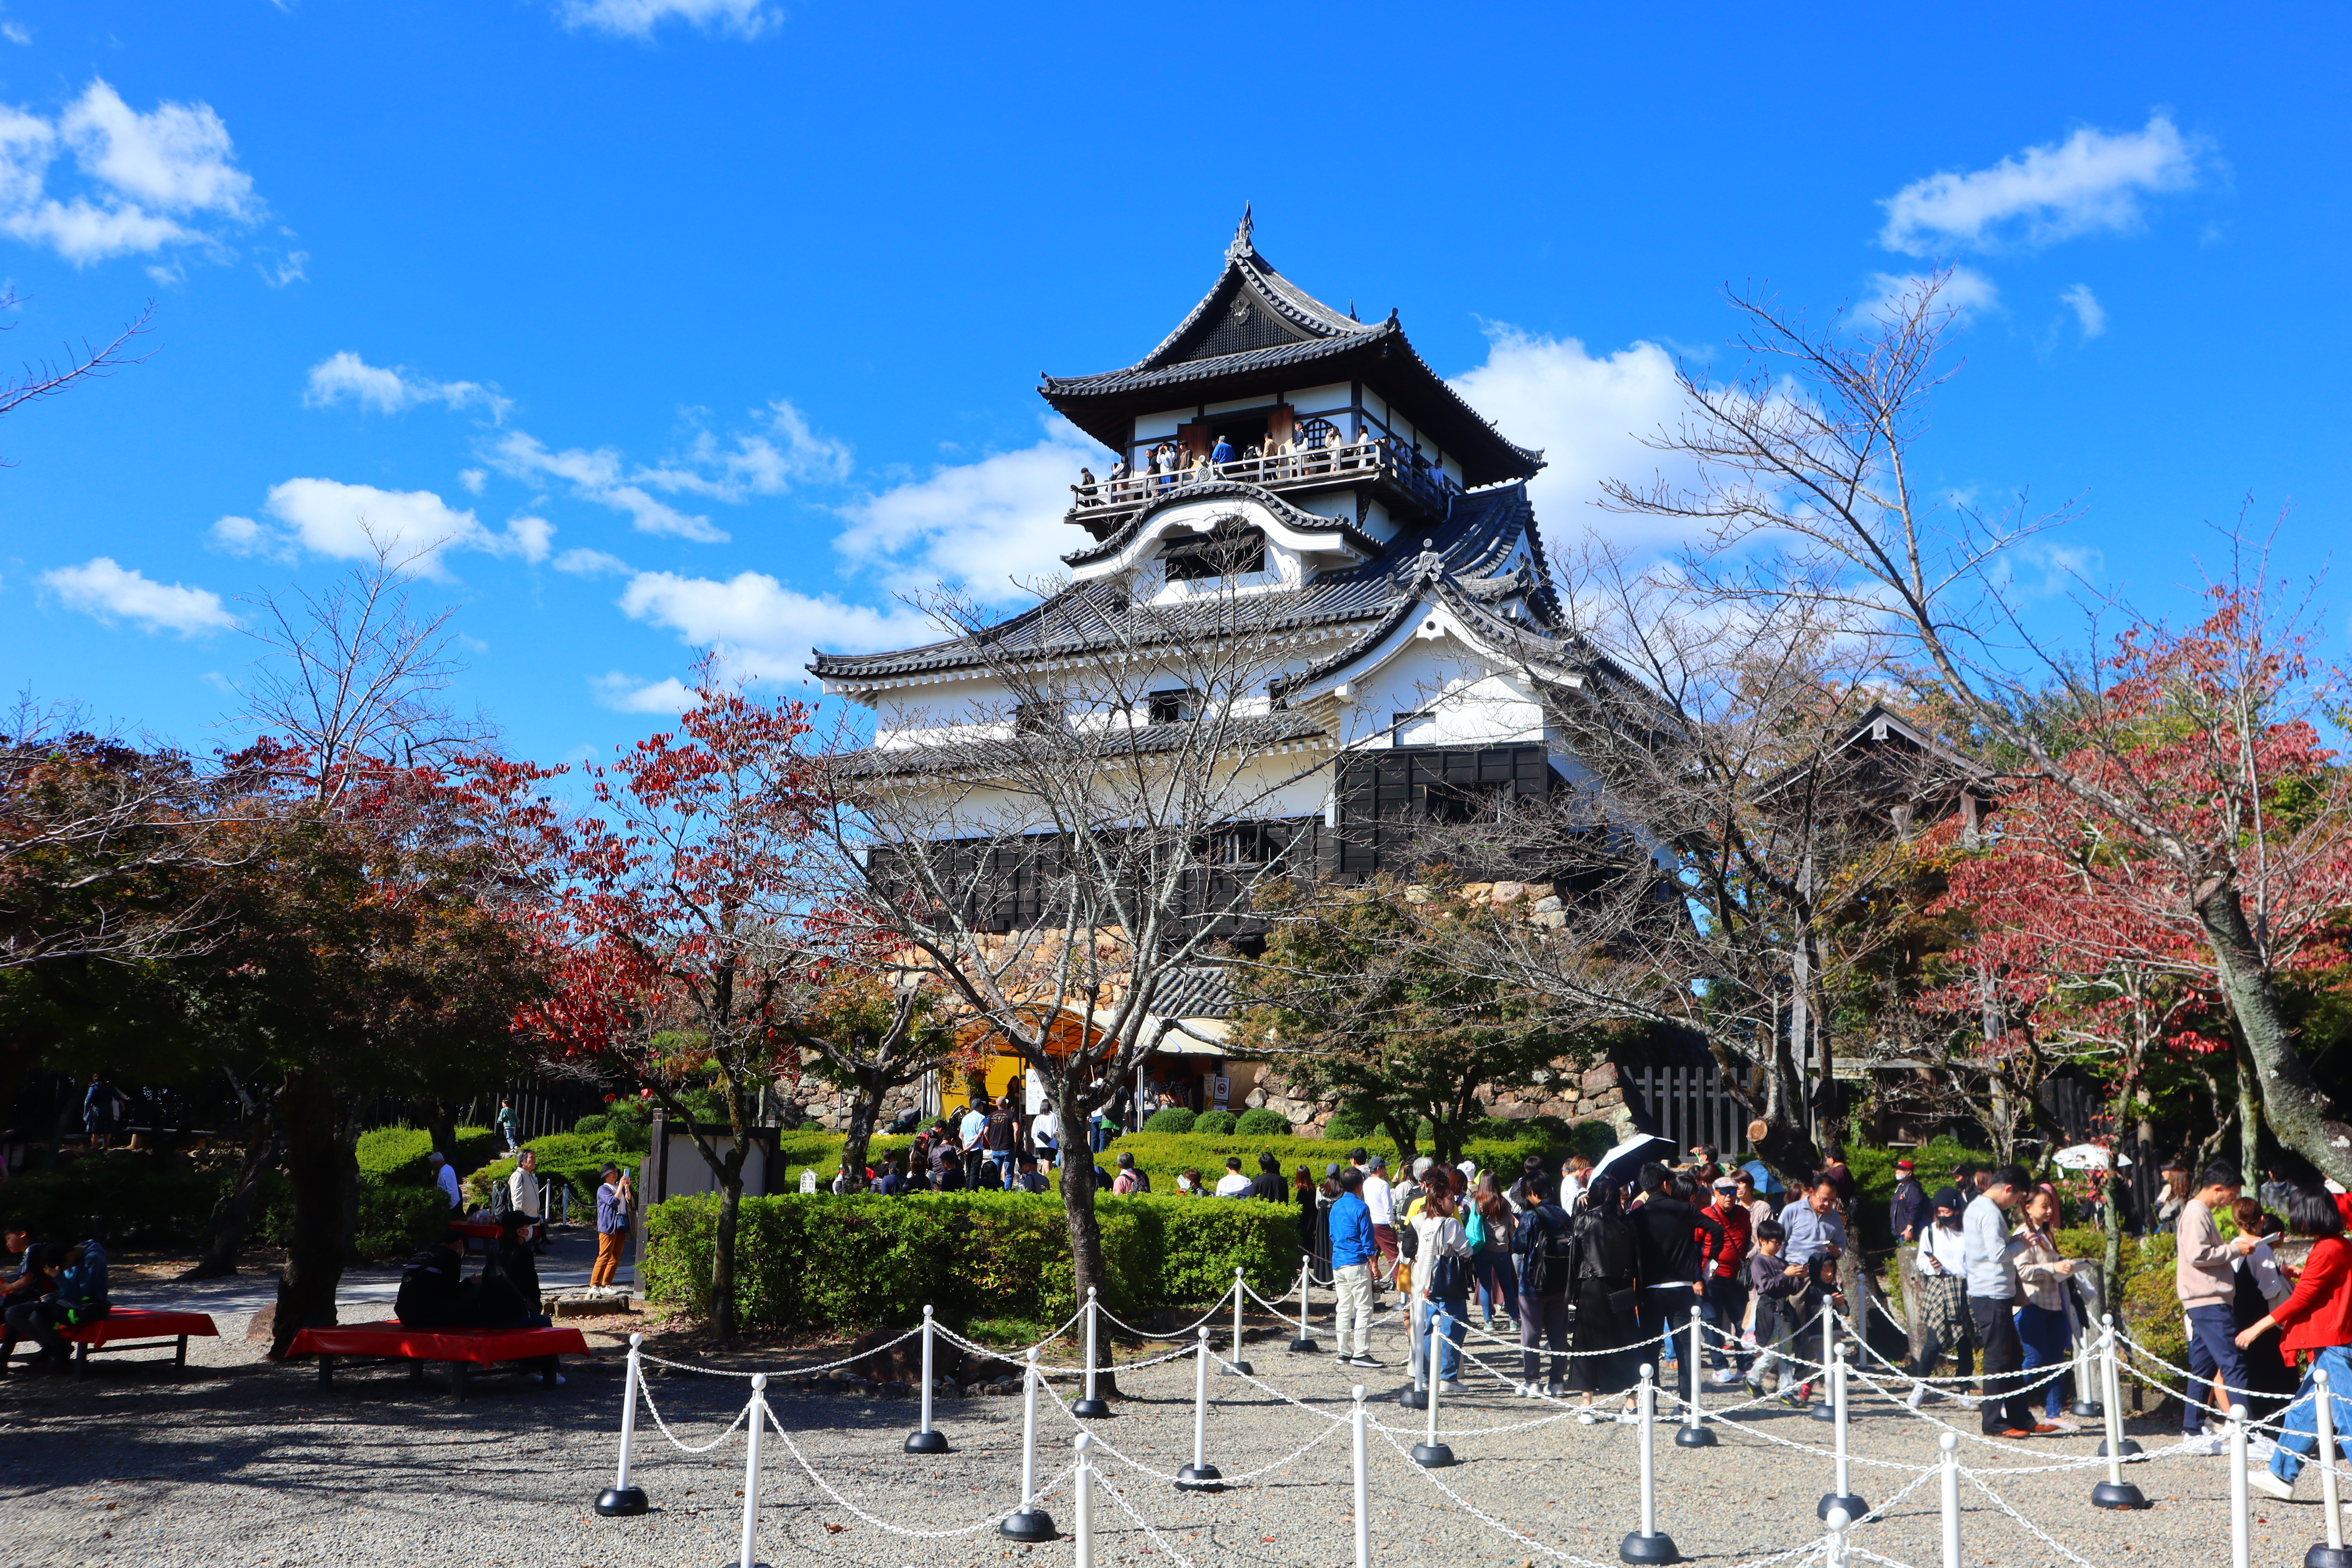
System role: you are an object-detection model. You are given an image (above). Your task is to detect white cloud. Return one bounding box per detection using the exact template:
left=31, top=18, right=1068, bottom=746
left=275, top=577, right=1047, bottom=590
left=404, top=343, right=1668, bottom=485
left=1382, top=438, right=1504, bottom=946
left=1857, top=265, right=2000, bottom=330
left=256, top=249, right=307, bottom=288
left=305, top=351, right=512, bottom=421
left=589, top=671, right=696, bottom=713
left=559, top=0, right=778, bottom=39
left=834, top=419, right=1100, bottom=605
left=1, top=23, right=29, bottom=45
left=40, top=556, right=235, bottom=635
left=1445, top=330, right=1705, bottom=549
left=554, top=547, right=632, bottom=577
left=2060, top=283, right=2107, bottom=339
left=617, top=568, right=938, bottom=679
left=458, top=468, right=486, bottom=494
left=212, top=478, right=554, bottom=577
left=486, top=402, right=848, bottom=544
left=1879, top=114, right=2205, bottom=256
left=0, top=80, right=264, bottom=265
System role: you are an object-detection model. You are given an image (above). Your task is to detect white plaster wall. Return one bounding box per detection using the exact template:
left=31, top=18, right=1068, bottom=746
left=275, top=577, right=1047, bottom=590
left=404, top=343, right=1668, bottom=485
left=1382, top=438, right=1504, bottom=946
left=1133, top=410, right=1186, bottom=440
left=1338, top=637, right=1545, bottom=750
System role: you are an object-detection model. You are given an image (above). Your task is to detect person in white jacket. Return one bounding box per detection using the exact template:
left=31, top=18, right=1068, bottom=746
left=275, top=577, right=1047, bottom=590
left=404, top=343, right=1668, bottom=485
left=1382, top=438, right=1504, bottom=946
left=1410, top=1187, right=1474, bottom=1393
left=1907, top=1186, right=1974, bottom=1401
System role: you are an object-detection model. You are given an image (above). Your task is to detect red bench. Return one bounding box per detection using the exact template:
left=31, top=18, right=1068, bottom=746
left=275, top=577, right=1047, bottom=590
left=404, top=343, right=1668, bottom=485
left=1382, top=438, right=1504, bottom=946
left=284, top=1320, right=591, bottom=1399
left=63, top=1309, right=220, bottom=1378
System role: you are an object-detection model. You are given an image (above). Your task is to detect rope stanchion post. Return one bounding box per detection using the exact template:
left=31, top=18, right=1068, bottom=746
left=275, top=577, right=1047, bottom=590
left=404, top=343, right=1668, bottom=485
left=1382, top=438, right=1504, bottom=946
left=1817, top=1344, right=1866, bottom=1521
left=1176, top=1326, right=1223, bottom=1491
left=2229, top=1402, right=2250, bottom=1568
left=1351, top=1384, right=1370, bottom=1568
left=1073, top=1288, right=1112, bottom=1418
left=2308, top=1366, right=2352, bottom=1568
left=999, top=1347, right=1058, bottom=1541
left=1225, top=1267, right=1254, bottom=1376
left=1073, top=1432, right=1094, bottom=1568
left=1824, top=1505, right=1851, bottom=1568
left=1675, top=1302, right=1715, bottom=1448
left=1290, top=1264, right=1318, bottom=1354
left=1618, top=1363, right=1680, bottom=1565
left=904, top=1305, right=951, bottom=1455
left=2069, top=1293, right=2102, bottom=1419
left=1937, top=1431, right=1960, bottom=1568
left=2090, top=1330, right=2147, bottom=1506
left=729, top=1373, right=771, bottom=1568
left=595, top=1330, right=652, bottom=1516
left=1412, top=1305, right=1455, bottom=1468
left=1401, top=1297, right=1428, bottom=1410
left=1811, top=1301, right=1837, bottom=1422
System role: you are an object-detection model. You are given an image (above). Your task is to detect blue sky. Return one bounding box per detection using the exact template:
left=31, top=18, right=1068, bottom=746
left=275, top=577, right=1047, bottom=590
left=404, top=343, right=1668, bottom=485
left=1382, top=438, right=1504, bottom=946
left=0, top=1, right=2344, bottom=766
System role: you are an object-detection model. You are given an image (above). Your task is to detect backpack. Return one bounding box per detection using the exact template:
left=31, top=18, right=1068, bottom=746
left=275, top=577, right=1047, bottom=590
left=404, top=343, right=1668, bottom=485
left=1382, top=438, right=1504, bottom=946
left=56, top=1239, right=109, bottom=1323
left=1523, top=1211, right=1575, bottom=1299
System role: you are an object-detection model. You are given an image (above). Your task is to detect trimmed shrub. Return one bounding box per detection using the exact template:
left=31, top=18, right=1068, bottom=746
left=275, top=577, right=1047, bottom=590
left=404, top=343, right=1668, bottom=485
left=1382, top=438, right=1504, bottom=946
left=1321, top=1107, right=1375, bottom=1140
left=1234, top=1108, right=1290, bottom=1136
left=1192, top=1110, right=1237, bottom=1135
left=355, top=1127, right=435, bottom=1185
left=1143, top=1107, right=1197, bottom=1134
left=642, top=1189, right=1300, bottom=1332
left=573, top=1114, right=612, bottom=1138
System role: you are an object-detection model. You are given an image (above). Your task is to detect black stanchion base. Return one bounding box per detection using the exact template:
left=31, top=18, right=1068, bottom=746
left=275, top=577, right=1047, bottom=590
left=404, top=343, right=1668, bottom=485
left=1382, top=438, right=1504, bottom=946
left=903, top=1429, right=951, bottom=1455
left=1817, top=1493, right=1869, bottom=1522
left=1619, top=1530, right=1681, bottom=1564
left=2091, top=1480, right=2149, bottom=1510
left=594, top=1486, right=649, bottom=1517
left=2094, top=1437, right=2142, bottom=1458
left=1289, top=1337, right=1318, bottom=1353
left=1070, top=1398, right=1113, bottom=1418
left=1411, top=1441, right=1456, bottom=1468
left=998, top=1508, right=1058, bottom=1542
left=2070, top=1400, right=2104, bottom=1419
left=1221, top=1360, right=1254, bottom=1377
left=2304, top=1545, right=2352, bottom=1568
left=1809, top=1400, right=1838, bottom=1422
left=1399, top=1385, right=1428, bottom=1409
left=1673, top=1424, right=1718, bottom=1448
left=1175, top=1463, right=1223, bottom=1492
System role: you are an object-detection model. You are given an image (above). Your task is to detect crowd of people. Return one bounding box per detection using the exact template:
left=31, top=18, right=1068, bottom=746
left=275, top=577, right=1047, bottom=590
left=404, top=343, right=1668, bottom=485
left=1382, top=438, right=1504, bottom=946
left=1069, top=423, right=1452, bottom=508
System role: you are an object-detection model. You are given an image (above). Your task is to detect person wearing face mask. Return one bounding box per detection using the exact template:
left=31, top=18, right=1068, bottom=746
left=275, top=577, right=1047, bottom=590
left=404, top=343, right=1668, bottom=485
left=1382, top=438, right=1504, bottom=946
left=1905, top=1186, right=1975, bottom=1408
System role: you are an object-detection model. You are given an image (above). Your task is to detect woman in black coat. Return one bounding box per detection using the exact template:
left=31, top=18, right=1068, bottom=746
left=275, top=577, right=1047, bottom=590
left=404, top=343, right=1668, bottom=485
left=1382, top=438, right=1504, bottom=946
left=1566, top=1176, right=1641, bottom=1417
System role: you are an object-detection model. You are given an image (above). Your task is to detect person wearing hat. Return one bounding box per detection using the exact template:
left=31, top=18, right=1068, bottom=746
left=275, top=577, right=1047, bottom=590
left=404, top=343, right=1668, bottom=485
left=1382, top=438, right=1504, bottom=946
left=1350, top=1149, right=1398, bottom=1290
left=1701, top=1175, right=1753, bottom=1383
left=1889, top=1157, right=1930, bottom=1361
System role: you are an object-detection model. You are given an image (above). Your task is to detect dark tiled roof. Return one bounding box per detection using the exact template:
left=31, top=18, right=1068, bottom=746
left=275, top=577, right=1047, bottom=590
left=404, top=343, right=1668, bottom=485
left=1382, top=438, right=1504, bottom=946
left=1057, top=479, right=1380, bottom=569
left=812, top=485, right=1552, bottom=684
left=1151, top=965, right=1239, bottom=1021
left=1038, top=226, right=1543, bottom=488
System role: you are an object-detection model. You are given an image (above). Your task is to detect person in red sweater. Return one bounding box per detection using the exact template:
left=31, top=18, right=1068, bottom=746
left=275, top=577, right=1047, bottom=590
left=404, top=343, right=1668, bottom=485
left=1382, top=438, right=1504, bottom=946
left=2237, top=1187, right=2352, bottom=1497
left=1700, top=1176, right=1754, bottom=1384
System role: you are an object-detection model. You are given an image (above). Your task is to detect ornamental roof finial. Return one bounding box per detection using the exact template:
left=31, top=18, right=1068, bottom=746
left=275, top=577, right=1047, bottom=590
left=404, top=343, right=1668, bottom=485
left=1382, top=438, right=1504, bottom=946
left=1228, top=202, right=1253, bottom=258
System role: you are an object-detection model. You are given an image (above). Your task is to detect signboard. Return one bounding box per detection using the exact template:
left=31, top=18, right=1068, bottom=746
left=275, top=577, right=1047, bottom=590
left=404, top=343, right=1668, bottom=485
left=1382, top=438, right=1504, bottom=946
left=1213, top=1077, right=1230, bottom=1106
left=799, top=1169, right=818, bottom=1194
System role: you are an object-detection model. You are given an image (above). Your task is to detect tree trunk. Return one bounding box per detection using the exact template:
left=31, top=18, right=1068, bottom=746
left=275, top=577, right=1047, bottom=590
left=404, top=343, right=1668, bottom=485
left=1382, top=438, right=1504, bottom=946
left=182, top=1113, right=276, bottom=1281
left=2197, top=884, right=2352, bottom=1186
left=269, top=1065, right=346, bottom=1357
left=2234, top=1033, right=2262, bottom=1187
left=711, top=1172, right=742, bottom=1341
left=839, top=1087, right=879, bottom=1195
left=1380, top=1111, right=1419, bottom=1174
left=425, top=1097, right=458, bottom=1162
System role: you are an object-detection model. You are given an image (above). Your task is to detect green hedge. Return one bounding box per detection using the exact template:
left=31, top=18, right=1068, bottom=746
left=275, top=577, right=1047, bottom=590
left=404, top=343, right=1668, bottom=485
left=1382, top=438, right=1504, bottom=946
left=1095, top=1129, right=1594, bottom=1196
left=1234, top=1109, right=1290, bottom=1136
left=642, top=1190, right=1302, bottom=1332
left=355, top=1124, right=502, bottom=1184
left=477, top=1132, right=644, bottom=1207
left=1143, top=1107, right=1196, bottom=1134
left=1193, top=1110, right=1237, bottom=1135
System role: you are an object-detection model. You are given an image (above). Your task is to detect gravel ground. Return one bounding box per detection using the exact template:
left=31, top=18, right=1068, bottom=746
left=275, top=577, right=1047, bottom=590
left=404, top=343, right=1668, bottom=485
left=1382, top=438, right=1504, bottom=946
left=0, top=1290, right=2311, bottom=1568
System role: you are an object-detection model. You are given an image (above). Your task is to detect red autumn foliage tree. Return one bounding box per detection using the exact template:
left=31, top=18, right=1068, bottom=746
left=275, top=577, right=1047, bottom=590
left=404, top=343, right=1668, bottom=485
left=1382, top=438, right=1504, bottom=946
left=507, top=672, right=831, bottom=1340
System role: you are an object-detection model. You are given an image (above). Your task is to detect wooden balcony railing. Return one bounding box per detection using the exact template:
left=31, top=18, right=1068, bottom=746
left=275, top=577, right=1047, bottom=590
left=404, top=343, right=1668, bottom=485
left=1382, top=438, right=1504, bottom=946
left=1069, top=440, right=1455, bottom=521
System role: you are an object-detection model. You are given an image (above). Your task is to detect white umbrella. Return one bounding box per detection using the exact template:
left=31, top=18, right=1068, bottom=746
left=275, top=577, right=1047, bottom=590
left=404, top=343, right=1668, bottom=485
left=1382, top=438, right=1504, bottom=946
left=1591, top=1132, right=1677, bottom=1185
left=2052, top=1143, right=2132, bottom=1171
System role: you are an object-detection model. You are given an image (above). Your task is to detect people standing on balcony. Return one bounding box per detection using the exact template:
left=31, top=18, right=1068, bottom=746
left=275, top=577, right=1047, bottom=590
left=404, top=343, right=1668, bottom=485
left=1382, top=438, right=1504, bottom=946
left=1210, top=434, right=1234, bottom=472
left=1105, top=457, right=1128, bottom=498
left=1073, top=466, right=1096, bottom=506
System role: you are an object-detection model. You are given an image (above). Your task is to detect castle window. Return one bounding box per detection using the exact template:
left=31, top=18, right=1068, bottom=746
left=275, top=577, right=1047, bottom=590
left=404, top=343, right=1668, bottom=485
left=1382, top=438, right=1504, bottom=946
left=1162, top=521, right=1266, bottom=582
left=1147, top=689, right=1195, bottom=726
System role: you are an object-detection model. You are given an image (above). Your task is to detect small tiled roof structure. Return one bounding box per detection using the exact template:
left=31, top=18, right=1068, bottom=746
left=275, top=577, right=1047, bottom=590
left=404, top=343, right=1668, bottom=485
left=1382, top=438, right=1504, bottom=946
left=1151, top=965, right=1240, bottom=1021
left=1038, top=210, right=1543, bottom=490
left=811, top=483, right=1561, bottom=688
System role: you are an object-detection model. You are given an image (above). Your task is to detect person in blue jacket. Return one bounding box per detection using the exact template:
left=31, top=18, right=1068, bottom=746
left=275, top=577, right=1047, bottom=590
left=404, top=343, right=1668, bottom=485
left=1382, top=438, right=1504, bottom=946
left=1329, top=1168, right=1383, bottom=1370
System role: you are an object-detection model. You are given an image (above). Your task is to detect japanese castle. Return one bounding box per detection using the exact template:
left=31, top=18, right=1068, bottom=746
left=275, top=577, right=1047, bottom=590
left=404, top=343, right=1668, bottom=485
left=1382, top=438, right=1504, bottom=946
left=810, top=213, right=1636, bottom=895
